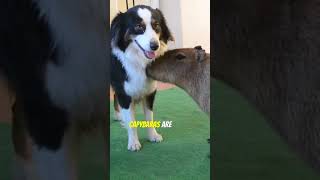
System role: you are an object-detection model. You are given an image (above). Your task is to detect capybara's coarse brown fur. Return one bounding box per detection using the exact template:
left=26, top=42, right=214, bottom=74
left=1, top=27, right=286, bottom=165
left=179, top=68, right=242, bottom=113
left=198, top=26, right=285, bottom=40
left=214, top=0, right=320, bottom=172
left=147, top=46, right=210, bottom=114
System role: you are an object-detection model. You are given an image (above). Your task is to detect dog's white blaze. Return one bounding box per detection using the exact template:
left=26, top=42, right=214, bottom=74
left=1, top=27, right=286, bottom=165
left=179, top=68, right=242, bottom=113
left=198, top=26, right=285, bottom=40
left=37, top=0, right=108, bottom=120
left=135, top=8, right=160, bottom=52
left=32, top=145, right=73, bottom=180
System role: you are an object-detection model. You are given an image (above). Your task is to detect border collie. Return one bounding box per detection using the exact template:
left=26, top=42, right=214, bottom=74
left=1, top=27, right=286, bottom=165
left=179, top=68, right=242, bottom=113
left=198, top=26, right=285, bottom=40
left=0, top=0, right=107, bottom=179
left=111, top=5, right=173, bottom=151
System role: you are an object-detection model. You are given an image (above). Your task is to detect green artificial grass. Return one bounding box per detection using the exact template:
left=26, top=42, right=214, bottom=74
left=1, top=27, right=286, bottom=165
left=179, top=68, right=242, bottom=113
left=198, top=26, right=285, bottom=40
left=0, top=124, right=106, bottom=180
left=0, top=87, right=209, bottom=179
left=213, top=80, right=320, bottom=180
left=110, top=87, right=210, bottom=180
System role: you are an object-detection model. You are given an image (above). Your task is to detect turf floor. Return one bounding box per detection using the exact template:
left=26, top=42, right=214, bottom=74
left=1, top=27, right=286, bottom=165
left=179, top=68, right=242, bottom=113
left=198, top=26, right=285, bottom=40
left=2, top=81, right=320, bottom=180
left=213, top=80, right=320, bottom=180
left=0, top=87, right=210, bottom=179
left=110, top=88, right=210, bottom=180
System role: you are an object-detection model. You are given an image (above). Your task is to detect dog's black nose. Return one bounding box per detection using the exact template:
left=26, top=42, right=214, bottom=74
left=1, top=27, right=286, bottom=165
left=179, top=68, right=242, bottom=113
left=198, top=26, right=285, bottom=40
left=150, top=41, right=159, bottom=51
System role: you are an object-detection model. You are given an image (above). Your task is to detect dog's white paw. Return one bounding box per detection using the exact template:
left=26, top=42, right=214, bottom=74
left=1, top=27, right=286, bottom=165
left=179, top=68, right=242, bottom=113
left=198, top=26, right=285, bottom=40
left=114, top=111, right=122, bottom=121
left=148, top=132, right=163, bottom=143
left=119, top=121, right=125, bottom=128
left=128, top=139, right=142, bottom=151
left=114, top=112, right=126, bottom=128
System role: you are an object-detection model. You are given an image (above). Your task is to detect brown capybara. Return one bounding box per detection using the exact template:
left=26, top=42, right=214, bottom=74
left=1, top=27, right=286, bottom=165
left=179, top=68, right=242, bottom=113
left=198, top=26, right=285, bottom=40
left=147, top=46, right=210, bottom=115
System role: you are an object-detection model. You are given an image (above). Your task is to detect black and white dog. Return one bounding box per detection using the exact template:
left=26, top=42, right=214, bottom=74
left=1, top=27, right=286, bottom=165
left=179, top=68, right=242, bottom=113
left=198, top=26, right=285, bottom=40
left=111, top=5, right=173, bottom=151
left=0, top=0, right=107, bottom=179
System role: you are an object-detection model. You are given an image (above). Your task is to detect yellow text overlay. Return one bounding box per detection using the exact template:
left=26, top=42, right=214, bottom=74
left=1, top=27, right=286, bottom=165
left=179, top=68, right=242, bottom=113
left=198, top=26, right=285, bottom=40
left=129, top=121, right=173, bottom=128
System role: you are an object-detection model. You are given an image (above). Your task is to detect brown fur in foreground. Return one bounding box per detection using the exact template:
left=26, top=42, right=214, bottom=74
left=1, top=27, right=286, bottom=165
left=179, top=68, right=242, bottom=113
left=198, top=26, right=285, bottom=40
left=0, top=74, right=15, bottom=122
left=214, top=0, right=320, bottom=172
left=147, top=46, right=210, bottom=114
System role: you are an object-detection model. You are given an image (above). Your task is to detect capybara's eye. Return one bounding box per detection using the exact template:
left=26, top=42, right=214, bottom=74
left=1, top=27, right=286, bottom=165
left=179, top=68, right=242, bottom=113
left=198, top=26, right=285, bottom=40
left=176, top=53, right=186, bottom=60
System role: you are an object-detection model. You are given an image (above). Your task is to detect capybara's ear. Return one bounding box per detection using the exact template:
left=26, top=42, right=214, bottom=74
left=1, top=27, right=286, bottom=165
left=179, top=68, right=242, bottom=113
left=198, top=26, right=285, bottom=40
left=194, top=46, right=203, bottom=50
left=196, top=49, right=206, bottom=63
left=175, top=52, right=186, bottom=60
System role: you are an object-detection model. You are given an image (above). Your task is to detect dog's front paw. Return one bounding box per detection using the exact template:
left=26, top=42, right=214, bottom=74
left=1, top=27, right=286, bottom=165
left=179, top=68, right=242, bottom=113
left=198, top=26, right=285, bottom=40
left=148, top=132, right=163, bottom=143
left=114, top=111, right=122, bottom=121
left=128, top=139, right=142, bottom=151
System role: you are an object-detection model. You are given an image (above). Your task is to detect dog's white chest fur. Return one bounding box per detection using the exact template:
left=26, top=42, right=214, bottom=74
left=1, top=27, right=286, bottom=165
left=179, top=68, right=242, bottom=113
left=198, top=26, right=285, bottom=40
left=38, top=0, right=108, bottom=119
left=123, top=62, right=156, bottom=99
left=113, top=43, right=157, bottom=99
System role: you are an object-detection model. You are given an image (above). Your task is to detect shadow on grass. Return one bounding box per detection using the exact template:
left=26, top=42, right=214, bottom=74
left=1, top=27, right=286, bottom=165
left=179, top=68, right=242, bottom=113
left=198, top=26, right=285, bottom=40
left=213, top=80, right=319, bottom=180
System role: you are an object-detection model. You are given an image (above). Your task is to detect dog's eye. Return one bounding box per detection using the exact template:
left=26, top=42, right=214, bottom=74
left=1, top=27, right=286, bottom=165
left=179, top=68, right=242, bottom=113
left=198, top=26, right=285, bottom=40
left=136, top=24, right=142, bottom=29
left=153, top=22, right=161, bottom=33
left=154, top=23, right=160, bottom=28
left=134, top=23, right=145, bottom=33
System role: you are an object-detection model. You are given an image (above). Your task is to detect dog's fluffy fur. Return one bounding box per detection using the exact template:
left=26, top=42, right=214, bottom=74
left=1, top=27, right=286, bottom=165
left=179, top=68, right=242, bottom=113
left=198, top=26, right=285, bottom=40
left=111, top=5, right=173, bottom=151
left=0, top=0, right=107, bottom=179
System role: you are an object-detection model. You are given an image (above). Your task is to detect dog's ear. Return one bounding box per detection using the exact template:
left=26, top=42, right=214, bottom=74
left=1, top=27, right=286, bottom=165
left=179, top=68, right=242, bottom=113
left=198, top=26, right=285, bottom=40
left=156, top=8, right=174, bottom=43
left=111, top=12, right=130, bottom=51
left=111, top=12, right=123, bottom=44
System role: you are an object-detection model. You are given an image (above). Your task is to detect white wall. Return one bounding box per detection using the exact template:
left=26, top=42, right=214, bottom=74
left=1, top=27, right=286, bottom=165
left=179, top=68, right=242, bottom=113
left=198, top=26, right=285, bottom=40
left=160, top=0, right=210, bottom=52
left=180, top=0, right=210, bottom=52
left=110, top=0, right=127, bottom=21
left=159, top=0, right=183, bottom=49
